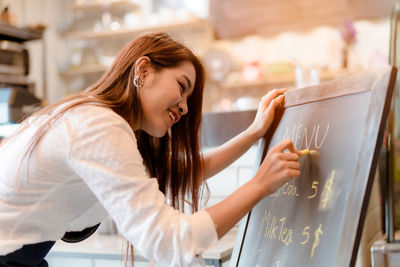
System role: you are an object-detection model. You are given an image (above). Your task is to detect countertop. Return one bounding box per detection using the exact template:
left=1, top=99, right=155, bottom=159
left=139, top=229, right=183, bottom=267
left=48, top=226, right=238, bottom=262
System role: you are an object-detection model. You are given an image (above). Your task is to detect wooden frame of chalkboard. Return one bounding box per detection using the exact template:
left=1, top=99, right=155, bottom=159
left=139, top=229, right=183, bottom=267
left=230, top=66, right=397, bottom=267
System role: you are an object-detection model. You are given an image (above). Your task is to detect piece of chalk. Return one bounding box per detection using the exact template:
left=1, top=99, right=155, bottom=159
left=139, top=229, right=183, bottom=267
left=300, top=149, right=310, bottom=156
left=300, top=149, right=318, bottom=156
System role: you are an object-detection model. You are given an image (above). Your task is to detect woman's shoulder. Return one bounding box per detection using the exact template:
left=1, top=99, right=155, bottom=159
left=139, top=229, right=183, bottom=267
left=64, top=104, right=133, bottom=135
left=68, top=104, right=116, bottom=117
left=67, top=104, right=123, bottom=123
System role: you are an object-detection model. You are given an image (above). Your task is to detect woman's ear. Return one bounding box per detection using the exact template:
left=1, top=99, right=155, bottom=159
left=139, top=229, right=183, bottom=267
left=135, top=56, right=151, bottom=77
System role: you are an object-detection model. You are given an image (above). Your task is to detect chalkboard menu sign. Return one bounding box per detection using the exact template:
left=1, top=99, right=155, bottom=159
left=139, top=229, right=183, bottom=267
left=230, top=66, right=397, bottom=267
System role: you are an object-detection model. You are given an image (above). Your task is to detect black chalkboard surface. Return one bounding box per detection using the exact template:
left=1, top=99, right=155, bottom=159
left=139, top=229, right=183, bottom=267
left=230, top=66, right=397, bottom=267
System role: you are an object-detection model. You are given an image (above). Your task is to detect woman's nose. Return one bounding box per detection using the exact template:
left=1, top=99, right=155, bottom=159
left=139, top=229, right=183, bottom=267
left=178, top=101, right=188, bottom=115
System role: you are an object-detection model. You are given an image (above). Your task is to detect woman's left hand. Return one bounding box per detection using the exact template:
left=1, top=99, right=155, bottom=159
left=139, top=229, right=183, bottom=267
left=248, top=88, right=287, bottom=140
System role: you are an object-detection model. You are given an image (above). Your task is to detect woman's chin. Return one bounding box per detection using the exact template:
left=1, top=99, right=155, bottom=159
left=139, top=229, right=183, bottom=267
left=145, top=128, right=167, bottom=138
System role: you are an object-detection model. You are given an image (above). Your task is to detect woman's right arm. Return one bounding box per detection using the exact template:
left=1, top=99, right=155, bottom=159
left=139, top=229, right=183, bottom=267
left=67, top=107, right=219, bottom=266
left=206, top=138, right=301, bottom=238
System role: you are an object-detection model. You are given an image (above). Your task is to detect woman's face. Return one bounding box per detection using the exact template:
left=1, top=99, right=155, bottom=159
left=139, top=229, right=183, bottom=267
left=138, top=61, right=196, bottom=137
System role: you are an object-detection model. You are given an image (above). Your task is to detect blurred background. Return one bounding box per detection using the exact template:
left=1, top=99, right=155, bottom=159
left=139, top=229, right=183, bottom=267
left=0, top=0, right=393, bottom=112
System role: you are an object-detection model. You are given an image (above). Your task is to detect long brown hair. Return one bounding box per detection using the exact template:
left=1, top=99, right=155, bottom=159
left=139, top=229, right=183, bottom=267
left=1, top=32, right=207, bottom=261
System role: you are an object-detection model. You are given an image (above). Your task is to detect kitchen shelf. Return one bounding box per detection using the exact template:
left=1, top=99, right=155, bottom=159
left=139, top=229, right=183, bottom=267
left=63, top=18, right=207, bottom=40
left=71, top=0, right=139, bottom=12
left=221, top=73, right=294, bottom=90
left=0, top=22, right=43, bottom=42
left=60, top=63, right=108, bottom=77
left=59, top=2, right=212, bottom=96
left=220, top=68, right=360, bottom=90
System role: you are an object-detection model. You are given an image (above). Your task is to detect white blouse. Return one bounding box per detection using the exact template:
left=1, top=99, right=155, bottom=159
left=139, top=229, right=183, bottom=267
left=0, top=105, right=218, bottom=266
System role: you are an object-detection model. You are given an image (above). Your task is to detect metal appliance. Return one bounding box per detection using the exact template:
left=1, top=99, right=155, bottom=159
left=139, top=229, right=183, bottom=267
left=0, top=40, right=29, bottom=76
left=0, top=22, right=44, bottom=125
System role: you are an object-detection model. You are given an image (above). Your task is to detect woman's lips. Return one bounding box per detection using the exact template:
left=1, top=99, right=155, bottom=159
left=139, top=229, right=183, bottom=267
left=168, top=111, right=176, bottom=123
left=168, top=109, right=180, bottom=124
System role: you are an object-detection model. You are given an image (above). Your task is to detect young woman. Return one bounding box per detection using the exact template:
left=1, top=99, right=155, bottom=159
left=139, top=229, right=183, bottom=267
left=0, top=32, right=301, bottom=266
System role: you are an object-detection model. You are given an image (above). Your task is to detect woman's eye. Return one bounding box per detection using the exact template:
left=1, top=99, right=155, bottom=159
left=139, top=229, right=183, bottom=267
left=178, top=81, right=185, bottom=93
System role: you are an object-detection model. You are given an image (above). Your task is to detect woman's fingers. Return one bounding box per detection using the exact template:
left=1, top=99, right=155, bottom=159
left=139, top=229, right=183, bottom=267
left=260, top=89, right=287, bottom=111
left=270, top=139, right=301, bottom=172
left=272, top=151, right=300, bottom=163
left=264, top=88, right=287, bottom=102
left=281, top=153, right=301, bottom=164
left=266, top=95, right=284, bottom=112
left=271, top=138, right=299, bottom=154
left=253, top=138, right=304, bottom=197
left=282, top=160, right=301, bottom=170
left=274, top=153, right=301, bottom=172
left=249, top=88, right=288, bottom=139
left=284, top=169, right=301, bottom=179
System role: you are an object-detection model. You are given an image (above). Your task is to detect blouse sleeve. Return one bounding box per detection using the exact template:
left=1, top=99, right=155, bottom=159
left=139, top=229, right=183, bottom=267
left=66, top=107, right=218, bottom=266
